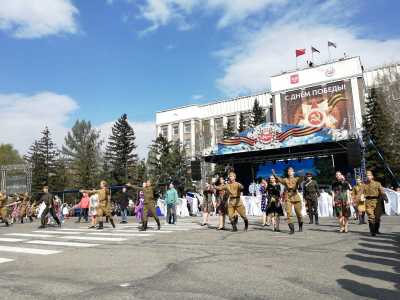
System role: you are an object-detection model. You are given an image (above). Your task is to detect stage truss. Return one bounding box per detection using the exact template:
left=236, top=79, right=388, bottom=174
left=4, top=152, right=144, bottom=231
left=0, top=164, right=32, bottom=194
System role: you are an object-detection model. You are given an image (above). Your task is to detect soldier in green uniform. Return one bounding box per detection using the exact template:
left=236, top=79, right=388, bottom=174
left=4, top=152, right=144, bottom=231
left=272, top=167, right=304, bottom=234
left=351, top=177, right=366, bottom=225
left=363, top=170, right=388, bottom=236
left=127, top=180, right=161, bottom=231
left=19, top=192, right=30, bottom=223
left=38, top=186, right=61, bottom=229
left=215, top=171, right=248, bottom=232
left=81, top=180, right=115, bottom=230
left=0, top=192, right=9, bottom=227
left=303, top=173, right=320, bottom=225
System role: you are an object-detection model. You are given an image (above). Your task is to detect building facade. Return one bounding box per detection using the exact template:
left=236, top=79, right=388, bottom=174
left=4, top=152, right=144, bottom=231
left=156, top=92, right=273, bottom=158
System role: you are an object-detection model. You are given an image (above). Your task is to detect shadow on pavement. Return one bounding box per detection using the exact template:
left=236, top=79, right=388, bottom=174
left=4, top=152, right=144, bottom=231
left=337, top=231, right=400, bottom=299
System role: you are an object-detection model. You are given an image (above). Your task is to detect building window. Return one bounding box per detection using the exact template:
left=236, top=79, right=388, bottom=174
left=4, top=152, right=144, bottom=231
left=172, top=124, right=179, bottom=141
left=202, top=119, right=211, bottom=148
left=214, top=117, right=223, bottom=143
left=183, top=121, right=191, bottom=154
left=161, top=125, right=168, bottom=138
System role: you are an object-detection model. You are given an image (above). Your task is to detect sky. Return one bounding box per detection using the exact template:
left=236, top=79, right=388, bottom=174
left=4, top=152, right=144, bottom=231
left=0, top=0, right=399, bottom=158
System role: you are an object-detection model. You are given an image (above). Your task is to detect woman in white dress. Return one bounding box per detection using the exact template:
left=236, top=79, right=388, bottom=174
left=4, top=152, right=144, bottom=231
left=88, top=193, right=99, bottom=229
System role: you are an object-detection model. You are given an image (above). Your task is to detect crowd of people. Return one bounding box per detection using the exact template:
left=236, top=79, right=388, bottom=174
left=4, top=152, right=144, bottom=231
left=0, top=168, right=392, bottom=237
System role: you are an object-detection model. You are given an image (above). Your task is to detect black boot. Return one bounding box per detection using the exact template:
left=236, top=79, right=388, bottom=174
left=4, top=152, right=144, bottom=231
left=362, top=213, right=366, bottom=224
left=21, top=218, right=24, bottom=224
left=299, top=222, right=303, bottom=232
left=156, top=218, right=161, bottom=230
left=368, top=222, right=376, bottom=236
left=309, top=215, right=313, bottom=224
left=139, top=221, right=147, bottom=231
left=244, top=218, right=248, bottom=231
left=5, top=221, right=9, bottom=227
left=288, top=223, right=295, bottom=234
left=233, top=215, right=238, bottom=225
left=97, top=221, right=104, bottom=230
left=358, top=215, right=363, bottom=225
left=315, top=214, right=319, bottom=225
left=231, top=220, right=238, bottom=232
left=110, top=218, right=116, bottom=229
left=375, top=222, right=381, bottom=234
left=29, top=216, right=33, bottom=223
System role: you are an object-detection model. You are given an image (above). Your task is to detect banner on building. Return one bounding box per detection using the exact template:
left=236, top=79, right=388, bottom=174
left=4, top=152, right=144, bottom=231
left=280, top=80, right=355, bottom=131
left=212, top=122, right=349, bottom=156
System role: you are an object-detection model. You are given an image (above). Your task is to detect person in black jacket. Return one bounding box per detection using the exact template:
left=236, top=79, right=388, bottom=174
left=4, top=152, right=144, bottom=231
left=38, top=186, right=61, bottom=229
left=119, top=187, right=130, bottom=223
left=303, top=173, right=321, bottom=225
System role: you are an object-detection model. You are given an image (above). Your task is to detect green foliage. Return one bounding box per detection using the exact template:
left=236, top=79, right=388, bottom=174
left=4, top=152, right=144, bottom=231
left=62, top=120, right=103, bottom=189
left=0, top=144, right=23, bottom=165
left=223, top=119, right=236, bottom=138
left=363, top=73, right=400, bottom=186
left=105, top=114, right=138, bottom=184
left=250, top=99, right=266, bottom=127
left=314, top=157, right=335, bottom=185
left=25, top=127, right=60, bottom=192
left=238, top=112, right=248, bottom=133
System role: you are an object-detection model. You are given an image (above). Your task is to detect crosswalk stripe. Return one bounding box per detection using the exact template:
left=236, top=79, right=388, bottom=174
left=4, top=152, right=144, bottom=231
left=0, top=238, right=27, bottom=243
left=33, top=231, right=82, bottom=235
left=87, top=232, right=153, bottom=237
left=26, top=240, right=100, bottom=248
left=60, top=228, right=95, bottom=232
left=110, top=229, right=173, bottom=233
left=58, top=236, right=127, bottom=242
left=0, top=258, right=14, bottom=264
left=0, top=245, right=61, bottom=255
left=4, top=233, right=53, bottom=238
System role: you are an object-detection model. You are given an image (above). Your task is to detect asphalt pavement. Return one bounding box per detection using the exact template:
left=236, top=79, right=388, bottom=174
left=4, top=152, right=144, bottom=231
left=0, top=215, right=398, bottom=300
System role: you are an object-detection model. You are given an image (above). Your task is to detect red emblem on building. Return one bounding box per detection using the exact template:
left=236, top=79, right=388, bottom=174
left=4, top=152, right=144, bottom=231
left=290, top=74, right=299, bottom=84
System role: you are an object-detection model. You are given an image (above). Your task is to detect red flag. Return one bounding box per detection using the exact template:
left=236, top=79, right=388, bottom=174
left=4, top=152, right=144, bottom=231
left=296, top=49, right=306, bottom=57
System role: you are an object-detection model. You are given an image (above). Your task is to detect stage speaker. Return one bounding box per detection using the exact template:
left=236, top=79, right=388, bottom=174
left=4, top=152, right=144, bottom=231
left=191, top=160, right=202, bottom=181
left=347, top=142, right=362, bottom=168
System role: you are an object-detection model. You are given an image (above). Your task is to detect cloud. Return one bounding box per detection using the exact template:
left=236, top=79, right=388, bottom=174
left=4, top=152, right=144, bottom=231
left=215, top=2, right=400, bottom=95
left=0, top=0, right=79, bottom=38
left=191, top=94, right=204, bottom=100
left=97, top=120, right=156, bottom=159
left=135, top=0, right=286, bottom=34
left=0, top=92, right=79, bottom=156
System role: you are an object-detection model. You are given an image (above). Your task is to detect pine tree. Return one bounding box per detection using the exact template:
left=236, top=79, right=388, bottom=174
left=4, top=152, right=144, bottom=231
left=169, top=141, right=192, bottom=195
left=238, top=112, right=248, bottom=133
left=62, top=120, right=103, bottom=189
left=223, top=119, right=236, bottom=138
left=25, top=127, right=59, bottom=192
left=0, top=144, right=23, bottom=165
left=250, top=99, right=265, bottom=127
left=105, top=114, right=138, bottom=184
left=147, top=135, right=172, bottom=190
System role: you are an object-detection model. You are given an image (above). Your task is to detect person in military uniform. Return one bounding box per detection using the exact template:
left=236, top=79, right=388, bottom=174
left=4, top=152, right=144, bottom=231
left=303, top=173, right=320, bottom=225
left=272, top=167, right=304, bottom=234
left=0, top=192, right=9, bottom=227
left=363, top=170, right=388, bottom=236
left=127, top=180, right=161, bottom=231
left=81, top=180, right=115, bottom=230
left=19, top=192, right=30, bottom=223
left=201, top=183, right=215, bottom=227
left=216, top=171, right=248, bottom=232
left=351, top=177, right=366, bottom=225
left=38, top=186, right=61, bottom=229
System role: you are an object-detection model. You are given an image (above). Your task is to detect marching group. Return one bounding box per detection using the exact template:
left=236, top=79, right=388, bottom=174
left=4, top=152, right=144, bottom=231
left=0, top=167, right=389, bottom=237
left=199, top=168, right=388, bottom=236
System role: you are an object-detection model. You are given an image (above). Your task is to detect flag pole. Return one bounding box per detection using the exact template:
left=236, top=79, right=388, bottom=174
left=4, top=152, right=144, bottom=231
left=311, top=47, right=314, bottom=64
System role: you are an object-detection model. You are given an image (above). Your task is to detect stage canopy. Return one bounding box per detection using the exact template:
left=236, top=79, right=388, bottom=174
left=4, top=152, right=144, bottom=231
left=204, top=122, right=355, bottom=164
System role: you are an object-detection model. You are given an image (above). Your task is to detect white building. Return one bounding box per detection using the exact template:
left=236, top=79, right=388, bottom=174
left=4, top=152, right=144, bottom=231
left=155, top=57, right=399, bottom=160
left=155, top=92, right=272, bottom=158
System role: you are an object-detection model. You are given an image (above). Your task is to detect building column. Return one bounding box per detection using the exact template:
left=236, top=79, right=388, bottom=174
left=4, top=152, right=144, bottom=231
left=190, top=119, right=196, bottom=158
left=179, top=122, right=184, bottom=144
left=167, top=124, right=172, bottom=141
left=210, top=118, right=215, bottom=147
left=273, top=94, right=282, bottom=123
left=236, top=113, right=240, bottom=133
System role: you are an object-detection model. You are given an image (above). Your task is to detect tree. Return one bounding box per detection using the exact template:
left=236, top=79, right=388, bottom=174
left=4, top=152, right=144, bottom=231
left=105, top=114, right=138, bottom=184
left=250, top=99, right=266, bottom=127
left=169, top=141, right=192, bottom=195
left=238, top=112, right=248, bottom=133
left=62, top=120, right=103, bottom=189
left=223, top=119, right=236, bottom=138
left=363, top=72, right=400, bottom=186
left=147, top=135, right=172, bottom=191
left=25, top=127, right=59, bottom=192
left=0, top=144, right=23, bottom=165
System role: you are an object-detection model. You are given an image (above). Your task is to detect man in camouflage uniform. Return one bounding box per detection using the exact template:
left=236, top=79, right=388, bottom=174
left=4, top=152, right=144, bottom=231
left=0, top=192, right=9, bottom=227
left=216, top=171, right=248, bottom=232
left=273, top=167, right=304, bottom=234
left=303, top=173, right=320, bottom=225
left=363, top=170, right=388, bottom=236
left=127, top=180, right=161, bottom=231
left=81, top=180, right=115, bottom=230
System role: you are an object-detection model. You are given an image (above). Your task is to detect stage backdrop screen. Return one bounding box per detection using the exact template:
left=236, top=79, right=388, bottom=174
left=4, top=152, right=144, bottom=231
left=280, top=80, right=355, bottom=132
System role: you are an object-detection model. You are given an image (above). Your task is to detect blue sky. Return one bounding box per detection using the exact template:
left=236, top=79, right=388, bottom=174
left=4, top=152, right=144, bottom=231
left=0, top=0, right=399, bottom=157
